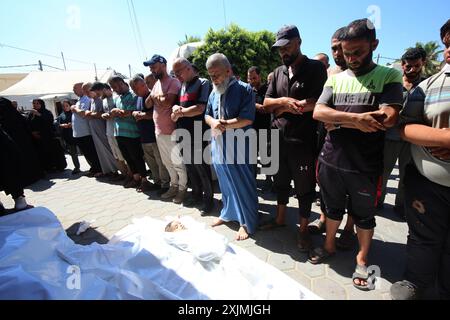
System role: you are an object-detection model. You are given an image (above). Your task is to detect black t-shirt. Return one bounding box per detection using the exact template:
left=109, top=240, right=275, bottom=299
left=317, top=65, right=403, bottom=176
left=136, top=92, right=157, bottom=144
left=56, top=111, right=76, bottom=144
left=177, top=77, right=211, bottom=137
left=265, top=56, right=327, bottom=145
left=253, top=83, right=271, bottom=130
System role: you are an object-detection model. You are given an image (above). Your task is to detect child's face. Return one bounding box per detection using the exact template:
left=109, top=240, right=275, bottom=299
left=169, top=221, right=186, bottom=232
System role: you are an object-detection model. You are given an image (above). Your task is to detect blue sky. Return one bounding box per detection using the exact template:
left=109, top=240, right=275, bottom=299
left=0, top=0, right=448, bottom=76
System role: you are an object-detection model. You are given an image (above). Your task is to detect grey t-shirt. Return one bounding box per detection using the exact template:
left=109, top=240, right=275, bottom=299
left=400, top=67, right=450, bottom=187
left=72, top=96, right=91, bottom=138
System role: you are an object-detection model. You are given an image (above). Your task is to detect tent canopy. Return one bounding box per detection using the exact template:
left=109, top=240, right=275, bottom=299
left=0, top=73, right=28, bottom=92
left=0, top=69, right=115, bottom=97
left=167, top=41, right=204, bottom=72
left=0, top=69, right=115, bottom=115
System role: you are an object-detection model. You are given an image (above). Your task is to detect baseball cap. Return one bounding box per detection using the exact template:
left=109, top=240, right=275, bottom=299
left=143, top=54, right=167, bottom=67
left=272, top=25, right=301, bottom=48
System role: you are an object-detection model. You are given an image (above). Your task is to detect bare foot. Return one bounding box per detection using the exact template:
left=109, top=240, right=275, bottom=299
left=236, top=227, right=249, bottom=241
left=211, top=218, right=226, bottom=228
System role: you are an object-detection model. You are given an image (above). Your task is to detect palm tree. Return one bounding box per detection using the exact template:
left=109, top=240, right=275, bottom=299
left=177, top=35, right=202, bottom=47
left=395, top=41, right=444, bottom=77
left=416, top=41, right=444, bottom=77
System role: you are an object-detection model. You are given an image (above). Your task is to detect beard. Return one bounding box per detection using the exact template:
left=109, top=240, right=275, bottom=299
left=282, top=52, right=299, bottom=67
left=334, top=57, right=347, bottom=69
left=348, top=51, right=374, bottom=73
left=213, top=77, right=231, bottom=95
left=405, top=71, right=421, bottom=80
left=154, top=72, right=163, bottom=80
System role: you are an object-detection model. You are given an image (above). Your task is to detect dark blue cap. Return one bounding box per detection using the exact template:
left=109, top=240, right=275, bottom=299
left=272, top=25, right=301, bottom=48
left=143, top=54, right=167, bottom=67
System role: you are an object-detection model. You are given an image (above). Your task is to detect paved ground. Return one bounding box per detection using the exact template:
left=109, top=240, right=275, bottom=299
left=0, top=156, right=408, bottom=300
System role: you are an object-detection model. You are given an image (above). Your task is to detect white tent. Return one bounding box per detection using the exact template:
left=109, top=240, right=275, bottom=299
left=0, top=73, right=28, bottom=92
left=167, top=41, right=204, bottom=72
left=0, top=69, right=115, bottom=116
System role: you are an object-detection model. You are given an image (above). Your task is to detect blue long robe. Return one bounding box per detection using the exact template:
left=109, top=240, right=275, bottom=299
left=205, top=79, right=259, bottom=234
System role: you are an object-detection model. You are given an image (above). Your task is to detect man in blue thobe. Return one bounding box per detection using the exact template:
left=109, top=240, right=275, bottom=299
left=205, top=53, right=258, bottom=241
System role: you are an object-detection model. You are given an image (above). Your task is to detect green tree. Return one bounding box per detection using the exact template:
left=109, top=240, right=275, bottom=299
left=396, top=41, right=444, bottom=77
left=190, top=24, right=281, bottom=81
left=177, top=35, right=202, bottom=47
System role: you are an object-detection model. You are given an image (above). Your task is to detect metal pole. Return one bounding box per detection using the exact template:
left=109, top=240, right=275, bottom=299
left=61, top=52, right=67, bottom=71
left=94, top=63, right=98, bottom=81
left=129, top=64, right=132, bottom=78
left=38, top=60, right=43, bottom=71
left=376, top=54, right=380, bottom=64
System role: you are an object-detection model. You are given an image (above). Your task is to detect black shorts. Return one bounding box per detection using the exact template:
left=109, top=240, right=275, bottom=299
left=273, top=137, right=316, bottom=218
left=318, top=163, right=380, bottom=230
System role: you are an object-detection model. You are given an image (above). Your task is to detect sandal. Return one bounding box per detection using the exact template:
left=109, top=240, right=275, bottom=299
left=308, top=219, right=326, bottom=234
left=258, top=218, right=286, bottom=231
left=352, top=265, right=376, bottom=291
left=336, top=230, right=357, bottom=251
left=308, top=247, right=335, bottom=265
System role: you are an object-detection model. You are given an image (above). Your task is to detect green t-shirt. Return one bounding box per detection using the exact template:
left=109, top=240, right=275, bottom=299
left=317, top=65, right=403, bottom=175
left=114, top=92, right=140, bottom=139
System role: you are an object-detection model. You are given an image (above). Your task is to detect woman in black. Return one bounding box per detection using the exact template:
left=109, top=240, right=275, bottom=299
left=0, top=98, right=35, bottom=214
left=27, top=99, right=66, bottom=172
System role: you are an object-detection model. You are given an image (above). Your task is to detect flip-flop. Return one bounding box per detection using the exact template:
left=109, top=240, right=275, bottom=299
left=308, top=247, right=335, bottom=265
left=258, top=218, right=286, bottom=231
left=352, top=265, right=376, bottom=291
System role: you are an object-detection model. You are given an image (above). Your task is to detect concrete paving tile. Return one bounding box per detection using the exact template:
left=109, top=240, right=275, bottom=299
left=296, top=261, right=326, bottom=279
left=245, top=246, right=271, bottom=263
left=284, top=270, right=312, bottom=290
left=312, top=278, right=348, bottom=300
left=268, top=252, right=296, bottom=271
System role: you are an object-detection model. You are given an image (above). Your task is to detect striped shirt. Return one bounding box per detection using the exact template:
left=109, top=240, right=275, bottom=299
left=400, top=66, right=450, bottom=187
left=114, top=92, right=140, bottom=139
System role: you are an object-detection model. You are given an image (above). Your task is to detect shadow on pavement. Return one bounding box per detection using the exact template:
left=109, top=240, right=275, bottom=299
left=27, top=179, right=56, bottom=192
left=66, top=222, right=109, bottom=245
